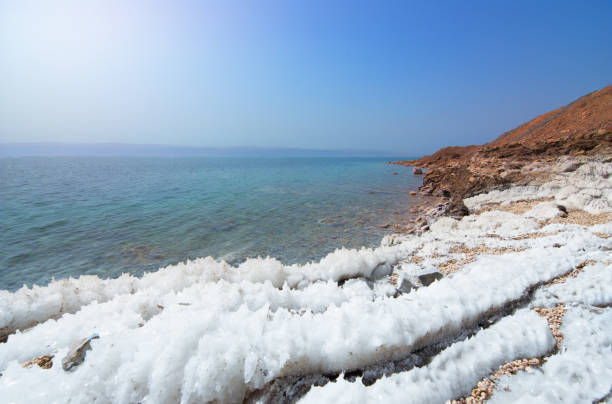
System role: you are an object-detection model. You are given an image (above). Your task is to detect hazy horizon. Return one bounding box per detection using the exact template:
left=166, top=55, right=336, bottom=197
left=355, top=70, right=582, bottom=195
left=0, top=142, right=413, bottom=158
left=1, top=1, right=611, bottom=155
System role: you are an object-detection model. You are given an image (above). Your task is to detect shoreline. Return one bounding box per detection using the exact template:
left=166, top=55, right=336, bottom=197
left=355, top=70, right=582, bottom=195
left=383, top=153, right=612, bottom=403
left=1, top=87, right=611, bottom=402
left=0, top=156, right=413, bottom=293
left=1, top=152, right=610, bottom=403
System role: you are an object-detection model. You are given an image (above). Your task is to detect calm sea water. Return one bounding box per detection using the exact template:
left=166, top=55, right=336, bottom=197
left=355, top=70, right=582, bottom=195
left=0, top=157, right=420, bottom=291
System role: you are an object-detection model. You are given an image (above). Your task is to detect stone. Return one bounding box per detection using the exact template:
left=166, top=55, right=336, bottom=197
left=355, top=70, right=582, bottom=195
left=418, top=271, right=443, bottom=286
left=247, top=374, right=333, bottom=403
left=557, top=204, right=568, bottom=215
left=559, top=160, right=580, bottom=172
left=448, top=200, right=470, bottom=217
left=397, top=278, right=415, bottom=294
left=419, top=184, right=434, bottom=195
left=62, top=333, right=100, bottom=371
left=413, top=167, right=423, bottom=174
left=370, top=263, right=392, bottom=280
left=409, top=191, right=417, bottom=195
left=22, top=355, right=54, bottom=369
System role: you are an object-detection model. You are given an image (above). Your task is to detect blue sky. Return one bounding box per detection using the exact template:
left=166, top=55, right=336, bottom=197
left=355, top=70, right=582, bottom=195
left=1, top=0, right=611, bottom=155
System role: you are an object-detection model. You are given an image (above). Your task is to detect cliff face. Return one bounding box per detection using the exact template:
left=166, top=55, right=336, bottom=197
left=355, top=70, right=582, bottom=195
left=394, top=84, right=612, bottom=215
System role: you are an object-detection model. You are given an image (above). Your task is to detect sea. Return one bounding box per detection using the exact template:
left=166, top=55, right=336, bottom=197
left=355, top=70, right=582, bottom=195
left=0, top=156, right=421, bottom=292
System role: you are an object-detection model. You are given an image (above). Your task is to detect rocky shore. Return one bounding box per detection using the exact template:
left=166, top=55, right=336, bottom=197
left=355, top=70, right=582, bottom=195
left=379, top=155, right=612, bottom=404
left=0, top=86, right=610, bottom=403
left=393, top=84, right=612, bottom=234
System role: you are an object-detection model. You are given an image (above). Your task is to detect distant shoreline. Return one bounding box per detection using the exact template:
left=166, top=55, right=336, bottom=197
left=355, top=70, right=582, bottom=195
left=0, top=142, right=412, bottom=159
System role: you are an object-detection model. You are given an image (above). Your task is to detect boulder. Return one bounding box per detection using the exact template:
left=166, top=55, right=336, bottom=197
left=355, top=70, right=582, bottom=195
left=413, top=167, right=423, bottom=175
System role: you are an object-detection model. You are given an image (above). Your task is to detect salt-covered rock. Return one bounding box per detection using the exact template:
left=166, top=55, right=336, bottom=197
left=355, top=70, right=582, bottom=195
left=464, top=161, right=612, bottom=214
left=522, top=202, right=566, bottom=220
left=397, top=279, right=415, bottom=294
left=62, top=334, right=99, bottom=371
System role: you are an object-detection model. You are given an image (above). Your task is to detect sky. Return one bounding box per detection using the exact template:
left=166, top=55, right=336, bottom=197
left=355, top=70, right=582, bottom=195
left=0, top=0, right=611, bottom=155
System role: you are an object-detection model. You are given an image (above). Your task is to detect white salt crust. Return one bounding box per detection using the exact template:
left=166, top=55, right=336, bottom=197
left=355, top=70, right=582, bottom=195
left=300, top=310, right=555, bottom=404
left=490, top=306, right=612, bottom=404
left=464, top=161, right=612, bottom=214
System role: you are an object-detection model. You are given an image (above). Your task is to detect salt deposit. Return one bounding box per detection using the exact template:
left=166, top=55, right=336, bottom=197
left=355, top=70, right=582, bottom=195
left=522, top=201, right=566, bottom=220
left=532, top=261, right=612, bottom=308
left=301, top=310, right=555, bottom=404
left=0, top=245, right=414, bottom=340
left=465, top=160, right=612, bottom=214
left=490, top=306, right=612, bottom=404
left=0, top=158, right=610, bottom=403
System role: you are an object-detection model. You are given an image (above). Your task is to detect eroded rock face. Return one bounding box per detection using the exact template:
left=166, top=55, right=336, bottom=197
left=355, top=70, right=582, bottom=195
left=62, top=334, right=99, bottom=371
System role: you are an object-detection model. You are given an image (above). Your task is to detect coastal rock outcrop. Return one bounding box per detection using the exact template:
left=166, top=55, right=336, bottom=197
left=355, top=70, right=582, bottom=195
left=394, top=85, right=612, bottom=206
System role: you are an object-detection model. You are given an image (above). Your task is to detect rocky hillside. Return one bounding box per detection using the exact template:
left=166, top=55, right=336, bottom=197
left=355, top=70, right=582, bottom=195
left=394, top=84, right=612, bottom=215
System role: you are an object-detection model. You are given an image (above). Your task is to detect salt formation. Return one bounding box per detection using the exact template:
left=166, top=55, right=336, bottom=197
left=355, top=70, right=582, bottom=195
left=491, top=306, right=612, bottom=403
left=301, top=310, right=555, bottom=404
left=464, top=158, right=612, bottom=214
left=0, top=160, right=610, bottom=403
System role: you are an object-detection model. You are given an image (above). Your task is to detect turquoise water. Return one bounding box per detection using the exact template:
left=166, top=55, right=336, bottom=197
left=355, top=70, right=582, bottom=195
left=0, top=157, right=420, bottom=291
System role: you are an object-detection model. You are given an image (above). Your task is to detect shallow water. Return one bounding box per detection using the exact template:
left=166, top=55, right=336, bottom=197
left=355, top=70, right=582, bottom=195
left=0, top=156, right=420, bottom=291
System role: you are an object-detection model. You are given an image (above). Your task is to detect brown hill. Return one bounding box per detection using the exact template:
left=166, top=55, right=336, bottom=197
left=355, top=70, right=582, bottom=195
left=399, top=84, right=612, bottom=169
left=394, top=84, right=612, bottom=216
left=489, top=86, right=612, bottom=147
